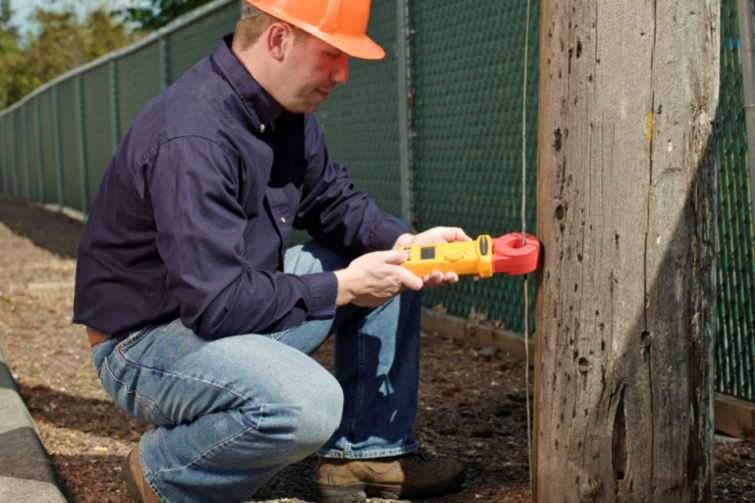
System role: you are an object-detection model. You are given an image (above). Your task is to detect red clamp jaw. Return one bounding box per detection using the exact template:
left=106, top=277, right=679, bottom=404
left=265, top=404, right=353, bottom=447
left=491, top=233, right=541, bottom=275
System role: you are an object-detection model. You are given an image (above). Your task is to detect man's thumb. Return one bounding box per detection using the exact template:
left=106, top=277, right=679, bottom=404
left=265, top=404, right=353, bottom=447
left=382, top=248, right=409, bottom=265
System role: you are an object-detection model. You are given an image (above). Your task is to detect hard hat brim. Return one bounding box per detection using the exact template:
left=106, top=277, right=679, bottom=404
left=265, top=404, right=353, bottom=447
left=302, top=29, right=386, bottom=60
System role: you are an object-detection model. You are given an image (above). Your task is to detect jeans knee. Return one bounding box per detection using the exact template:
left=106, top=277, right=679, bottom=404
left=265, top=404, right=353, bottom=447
left=297, top=376, right=344, bottom=449
left=261, top=374, right=343, bottom=455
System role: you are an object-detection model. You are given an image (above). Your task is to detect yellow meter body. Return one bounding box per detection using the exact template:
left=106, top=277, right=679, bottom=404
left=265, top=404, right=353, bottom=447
left=400, top=235, right=495, bottom=278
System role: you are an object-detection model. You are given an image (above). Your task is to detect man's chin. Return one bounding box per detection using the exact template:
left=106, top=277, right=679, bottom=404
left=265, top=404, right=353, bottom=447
left=284, top=102, right=320, bottom=114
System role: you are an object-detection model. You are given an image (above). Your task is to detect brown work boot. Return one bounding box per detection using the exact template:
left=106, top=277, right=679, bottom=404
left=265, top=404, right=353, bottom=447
left=121, top=443, right=161, bottom=503
left=315, top=451, right=465, bottom=502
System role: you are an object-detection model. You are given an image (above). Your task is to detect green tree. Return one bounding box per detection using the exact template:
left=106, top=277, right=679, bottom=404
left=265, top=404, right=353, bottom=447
left=0, top=4, right=138, bottom=108
left=25, top=9, right=89, bottom=89
left=116, top=0, right=216, bottom=32
left=0, top=0, right=26, bottom=108
left=24, top=7, right=138, bottom=85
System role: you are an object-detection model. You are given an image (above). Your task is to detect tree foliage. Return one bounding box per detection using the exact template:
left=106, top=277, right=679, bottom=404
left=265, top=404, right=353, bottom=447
left=0, top=0, right=24, bottom=108
left=0, top=0, right=219, bottom=109
left=115, top=0, right=216, bottom=32
left=0, top=3, right=138, bottom=109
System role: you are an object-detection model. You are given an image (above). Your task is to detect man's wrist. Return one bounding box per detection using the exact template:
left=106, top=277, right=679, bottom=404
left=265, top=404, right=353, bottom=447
left=333, top=269, right=355, bottom=306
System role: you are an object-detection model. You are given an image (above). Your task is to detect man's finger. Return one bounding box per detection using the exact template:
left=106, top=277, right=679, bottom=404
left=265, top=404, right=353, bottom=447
left=438, top=226, right=472, bottom=243
left=453, top=228, right=473, bottom=242
left=443, top=272, right=459, bottom=283
left=396, top=267, right=424, bottom=290
left=381, top=249, right=408, bottom=265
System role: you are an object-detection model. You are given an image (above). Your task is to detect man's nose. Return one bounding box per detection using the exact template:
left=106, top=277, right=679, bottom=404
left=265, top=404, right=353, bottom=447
left=331, top=55, right=349, bottom=85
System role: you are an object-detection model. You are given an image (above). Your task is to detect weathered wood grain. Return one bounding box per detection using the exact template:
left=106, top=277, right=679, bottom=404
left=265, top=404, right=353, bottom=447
left=534, top=1, right=719, bottom=501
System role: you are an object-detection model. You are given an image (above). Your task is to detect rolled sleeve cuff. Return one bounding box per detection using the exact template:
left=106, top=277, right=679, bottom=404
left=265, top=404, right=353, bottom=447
left=367, top=215, right=407, bottom=252
left=301, top=271, right=338, bottom=320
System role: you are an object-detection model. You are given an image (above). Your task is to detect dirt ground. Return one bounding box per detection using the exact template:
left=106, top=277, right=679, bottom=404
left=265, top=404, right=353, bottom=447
left=0, top=195, right=753, bottom=503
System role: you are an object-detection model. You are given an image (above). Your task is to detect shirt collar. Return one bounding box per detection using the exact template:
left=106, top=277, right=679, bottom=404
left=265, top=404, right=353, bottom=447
left=211, top=34, right=284, bottom=133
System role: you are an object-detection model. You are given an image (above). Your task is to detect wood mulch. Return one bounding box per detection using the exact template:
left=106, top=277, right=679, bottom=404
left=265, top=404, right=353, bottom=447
left=0, top=195, right=752, bottom=502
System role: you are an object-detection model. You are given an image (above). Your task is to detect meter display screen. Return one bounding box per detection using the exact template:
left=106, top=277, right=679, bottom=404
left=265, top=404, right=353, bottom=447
left=420, top=247, right=436, bottom=260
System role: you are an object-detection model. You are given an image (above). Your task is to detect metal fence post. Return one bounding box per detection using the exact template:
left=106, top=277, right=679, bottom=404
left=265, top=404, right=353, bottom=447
left=1, top=117, right=7, bottom=197
left=52, top=86, right=65, bottom=210
left=34, top=97, right=45, bottom=204
left=22, top=106, right=31, bottom=199
left=0, top=119, right=3, bottom=194
left=0, top=116, right=8, bottom=196
left=737, top=0, right=755, bottom=229
left=397, top=0, right=413, bottom=225
left=159, top=37, right=169, bottom=90
left=110, top=60, right=120, bottom=152
left=0, top=118, right=5, bottom=195
left=11, top=112, right=20, bottom=198
left=76, top=75, right=89, bottom=215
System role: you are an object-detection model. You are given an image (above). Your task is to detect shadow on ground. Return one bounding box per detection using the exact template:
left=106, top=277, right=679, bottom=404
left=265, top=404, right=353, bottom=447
left=0, top=196, right=84, bottom=259
left=16, top=382, right=149, bottom=442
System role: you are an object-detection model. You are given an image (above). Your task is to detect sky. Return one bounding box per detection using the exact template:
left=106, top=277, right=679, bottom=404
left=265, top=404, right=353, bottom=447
left=9, top=0, right=141, bottom=35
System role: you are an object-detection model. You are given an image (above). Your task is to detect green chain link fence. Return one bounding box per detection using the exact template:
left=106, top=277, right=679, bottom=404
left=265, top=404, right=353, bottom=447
left=317, top=0, right=402, bottom=219
left=0, top=0, right=753, bottom=402
left=717, top=0, right=755, bottom=401
left=408, top=1, right=539, bottom=333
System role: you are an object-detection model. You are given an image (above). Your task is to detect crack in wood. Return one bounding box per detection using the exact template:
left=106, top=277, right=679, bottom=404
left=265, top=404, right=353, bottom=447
left=612, top=387, right=627, bottom=483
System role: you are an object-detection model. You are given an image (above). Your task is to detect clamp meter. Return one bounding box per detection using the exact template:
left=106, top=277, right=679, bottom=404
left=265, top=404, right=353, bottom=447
left=400, top=233, right=540, bottom=278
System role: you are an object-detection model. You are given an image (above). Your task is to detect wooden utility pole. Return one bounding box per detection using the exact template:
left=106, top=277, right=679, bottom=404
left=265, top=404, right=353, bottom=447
left=534, top=1, right=719, bottom=502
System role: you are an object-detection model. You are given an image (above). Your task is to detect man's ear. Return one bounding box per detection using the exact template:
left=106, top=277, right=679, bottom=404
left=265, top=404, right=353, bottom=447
left=267, top=22, right=292, bottom=61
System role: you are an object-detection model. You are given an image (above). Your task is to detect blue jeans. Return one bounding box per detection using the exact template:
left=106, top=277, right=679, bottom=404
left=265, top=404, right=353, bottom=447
left=91, top=240, right=422, bottom=503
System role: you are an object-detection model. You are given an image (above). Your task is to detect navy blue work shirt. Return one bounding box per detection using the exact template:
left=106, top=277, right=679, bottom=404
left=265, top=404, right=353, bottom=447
left=73, top=34, right=405, bottom=339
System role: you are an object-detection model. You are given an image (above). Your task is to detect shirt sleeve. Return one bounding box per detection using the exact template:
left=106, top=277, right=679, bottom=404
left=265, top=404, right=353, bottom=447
left=294, top=115, right=407, bottom=255
left=143, top=136, right=338, bottom=339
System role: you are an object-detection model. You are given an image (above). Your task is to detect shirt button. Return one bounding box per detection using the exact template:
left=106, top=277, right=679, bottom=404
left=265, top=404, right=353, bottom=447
left=260, top=124, right=266, bottom=133
left=280, top=216, right=287, bottom=224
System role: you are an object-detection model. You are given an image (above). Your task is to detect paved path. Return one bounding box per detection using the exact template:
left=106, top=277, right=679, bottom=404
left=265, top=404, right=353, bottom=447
left=0, top=344, right=68, bottom=502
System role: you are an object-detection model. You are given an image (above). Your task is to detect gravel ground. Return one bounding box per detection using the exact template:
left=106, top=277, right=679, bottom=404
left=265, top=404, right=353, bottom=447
left=0, top=195, right=753, bottom=503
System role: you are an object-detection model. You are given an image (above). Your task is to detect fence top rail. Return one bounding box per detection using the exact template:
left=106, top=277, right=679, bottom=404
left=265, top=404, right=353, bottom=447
left=0, top=0, right=237, bottom=119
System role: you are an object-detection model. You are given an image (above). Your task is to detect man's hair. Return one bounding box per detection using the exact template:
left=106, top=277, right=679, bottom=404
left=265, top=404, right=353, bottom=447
left=232, top=14, right=308, bottom=52
left=233, top=14, right=278, bottom=51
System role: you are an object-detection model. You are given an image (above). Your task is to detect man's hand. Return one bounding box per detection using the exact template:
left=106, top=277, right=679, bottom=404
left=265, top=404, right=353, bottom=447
left=334, top=250, right=423, bottom=307
left=393, top=226, right=477, bottom=288
left=393, top=226, right=472, bottom=249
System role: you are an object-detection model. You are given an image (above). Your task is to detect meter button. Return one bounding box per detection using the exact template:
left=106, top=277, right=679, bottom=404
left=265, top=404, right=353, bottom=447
left=444, top=250, right=464, bottom=262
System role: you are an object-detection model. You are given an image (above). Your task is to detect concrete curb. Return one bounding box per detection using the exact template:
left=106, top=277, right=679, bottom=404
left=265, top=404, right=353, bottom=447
left=0, top=344, right=69, bottom=503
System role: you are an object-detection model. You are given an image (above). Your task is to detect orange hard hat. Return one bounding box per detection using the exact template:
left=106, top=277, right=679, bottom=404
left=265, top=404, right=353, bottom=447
left=241, top=0, right=385, bottom=60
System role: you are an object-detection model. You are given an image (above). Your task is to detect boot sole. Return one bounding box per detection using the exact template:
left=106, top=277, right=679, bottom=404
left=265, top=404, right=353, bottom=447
left=316, top=470, right=466, bottom=503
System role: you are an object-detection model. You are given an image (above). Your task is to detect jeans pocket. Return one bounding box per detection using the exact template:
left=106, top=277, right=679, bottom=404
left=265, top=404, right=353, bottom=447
left=99, top=356, right=174, bottom=426
left=91, top=339, right=116, bottom=379
left=117, top=325, right=154, bottom=350
left=263, top=327, right=294, bottom=342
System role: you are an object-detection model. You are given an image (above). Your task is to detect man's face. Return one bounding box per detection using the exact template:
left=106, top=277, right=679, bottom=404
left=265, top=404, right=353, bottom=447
left=277, top=32, right=349, bottom=114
